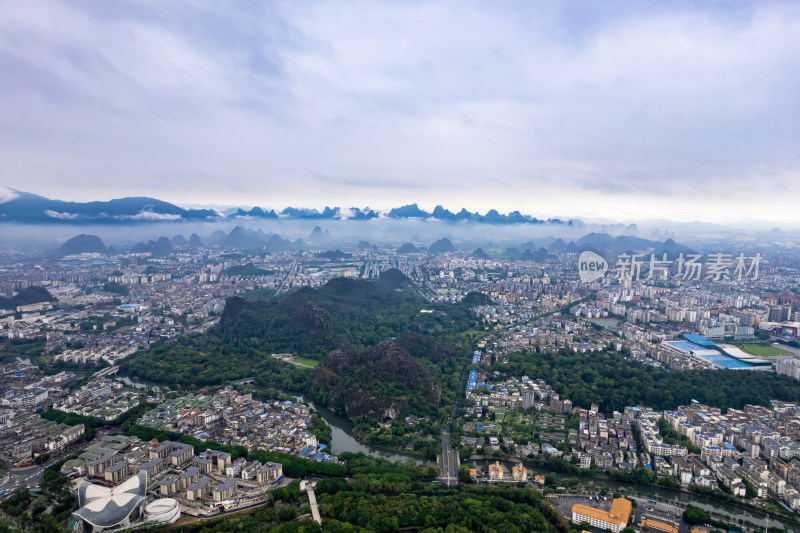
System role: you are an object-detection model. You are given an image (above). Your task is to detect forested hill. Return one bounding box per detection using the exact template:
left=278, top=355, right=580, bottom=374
left=119, top=274, right=478, bottom=423
left=312, top=340, right=442, bottom=420
left=218, top=275, right=428, bottom=359
left=0, top=286, right=56, bottom=310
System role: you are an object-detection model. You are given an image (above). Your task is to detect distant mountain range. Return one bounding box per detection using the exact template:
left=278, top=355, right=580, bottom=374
left=0, top=192, right=581, bottom=226
left=58, top=226, right=692, bottom=260
left=533, top=232, right=695, bottom=258
left=388, top=203, right=576, bottom=225
left=0, top=191, right=218, bottom=224
left=481, top=233, right=694, bottom=261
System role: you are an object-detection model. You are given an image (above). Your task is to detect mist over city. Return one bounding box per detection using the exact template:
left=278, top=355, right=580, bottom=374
left=2, top=2, right=800, bottom=533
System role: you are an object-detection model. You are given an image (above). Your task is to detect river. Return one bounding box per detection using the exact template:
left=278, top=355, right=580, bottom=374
left=288, top=393, right=424, bottom=465
left=117, top=375, right=166, bottom=393
left=115, top=376, right=794, bottom=527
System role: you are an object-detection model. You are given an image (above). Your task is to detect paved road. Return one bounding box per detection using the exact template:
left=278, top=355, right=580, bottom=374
left=0, top=466, right=44, bottom=498
left=769, top=341, right=800, bottom=357
left=436, top=364, right=469, bottom=485
left=439, top=430, right=459, bottom=486
left=275, top=254, right=300, bottom=294
left=92, top=365, right=119, bottom=380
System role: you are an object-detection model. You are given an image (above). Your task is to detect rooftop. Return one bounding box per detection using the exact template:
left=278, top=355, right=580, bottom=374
left=572, top=498, right=632, bottom=528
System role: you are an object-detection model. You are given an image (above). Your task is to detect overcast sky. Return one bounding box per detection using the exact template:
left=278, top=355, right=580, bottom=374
left=1, top=1, right=798, bottom=223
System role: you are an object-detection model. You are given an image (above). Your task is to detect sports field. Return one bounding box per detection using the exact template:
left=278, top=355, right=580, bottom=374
left=741, top=344, right=793, bottom=356
left=291, top=357, right=320, bottom=368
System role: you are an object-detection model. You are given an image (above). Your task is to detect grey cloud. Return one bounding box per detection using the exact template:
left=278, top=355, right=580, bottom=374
left=0, top=1, right=798, bottom=223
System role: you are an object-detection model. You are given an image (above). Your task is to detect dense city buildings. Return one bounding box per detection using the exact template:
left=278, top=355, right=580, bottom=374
left=2, top=233, right=800, bottom=527
left=2, top=0, right=797, bottom=529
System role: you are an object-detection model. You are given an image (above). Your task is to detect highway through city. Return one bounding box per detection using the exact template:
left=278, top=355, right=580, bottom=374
left=275, top=253, right=300, bottom=295
left=437, top=368, right=468, bottom=485
left=438, top=430, right=459, bottom=485
left=0, top=466, right=44, bottom=498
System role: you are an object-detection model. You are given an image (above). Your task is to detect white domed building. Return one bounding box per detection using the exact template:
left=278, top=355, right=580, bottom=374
left=143, top=498, right=181, bottom=525
left=72, top=472, right=147, bottom=532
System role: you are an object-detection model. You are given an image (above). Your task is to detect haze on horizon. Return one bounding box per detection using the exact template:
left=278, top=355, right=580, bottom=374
left=1, top=1, right=798, bottom=224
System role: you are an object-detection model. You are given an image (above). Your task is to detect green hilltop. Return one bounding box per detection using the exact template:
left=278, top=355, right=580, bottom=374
left=120, top=271, right=476, bottom=424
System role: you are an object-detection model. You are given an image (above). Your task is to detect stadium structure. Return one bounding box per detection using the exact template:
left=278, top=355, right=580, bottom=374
left=143, top=498, right=181, bottom=525
left=663, top=334, right=772, bottom=370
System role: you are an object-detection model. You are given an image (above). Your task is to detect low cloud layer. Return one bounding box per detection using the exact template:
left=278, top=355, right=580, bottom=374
left=1, top=1, right=798, bottom=223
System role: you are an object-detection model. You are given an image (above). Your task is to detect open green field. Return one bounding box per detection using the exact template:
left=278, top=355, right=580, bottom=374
left=290, top=357, right=320, bottom=368
left=741, top=344, right=793, bottom=356
left=458, top=328, right=493, bottom=344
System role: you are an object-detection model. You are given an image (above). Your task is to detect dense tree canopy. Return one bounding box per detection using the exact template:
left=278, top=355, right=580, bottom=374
left=500, top=349, right=800, bottom=412
left=120, top=278, right=479, bottom=427
left=165, top=455, right=569, bottom=533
